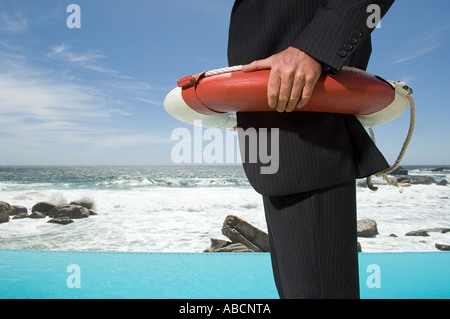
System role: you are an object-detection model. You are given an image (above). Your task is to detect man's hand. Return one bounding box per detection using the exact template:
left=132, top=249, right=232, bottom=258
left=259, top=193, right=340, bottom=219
left=242, top=47, right=322, bottom=113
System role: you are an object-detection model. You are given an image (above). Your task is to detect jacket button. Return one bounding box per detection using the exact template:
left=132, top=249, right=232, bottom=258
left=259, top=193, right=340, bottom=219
left=344, top=44, right=353, bottom=51
left=353, top=30, right=363, bottom=38
left=349, top=38, right=358, bottom=45
left=338, top=50, right=348, bottom=57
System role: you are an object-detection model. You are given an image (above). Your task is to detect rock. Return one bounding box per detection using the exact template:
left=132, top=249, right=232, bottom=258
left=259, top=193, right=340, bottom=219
left=70, top=201, right=94, bottom=210
left=431, top=167, right=450, bottom=172
left=10, top=205, right=28, bottom=216
left=0, top=204, right=10, bottom=223
left=88, top=209, right=98, bottom=216
left=396, top=176, right=436, bottom=185
left=389, top=233, right=398, bottom=237
left=405, top=228, right=450, bottom=236
left=49, top=204, right=90, bottom=219
left=1, top=203, right=29, bottom=219
left=357, top=180, right=368, bottom=188
left=357, top=219, right=379, bottom=237
left=0, top=201, right=13, bottom=215
left=48, top=217, right=74, bottom=225
left=29, top=211, right=46, bottom=219
left=32, top=202, right=56, bottom=214
left=405, top=230, right=430, bottom=236
left=221, top=215, right=269, bottom=252
left=357, top=242, right=361, bottom=252
left=421, top=228, right=450, bottom=234
left=389, top=166, right=409, bottom=176
left=437, top=179, right=448, bottom=186
left=204, top=238, right=255, bottom=252
left=204, top=238, right=232, bottom=252
left=435, top=243, right=450, bottom=251
left=215, top=243, right=254, bottom=252
left=12, top=212, right=29, bottom=219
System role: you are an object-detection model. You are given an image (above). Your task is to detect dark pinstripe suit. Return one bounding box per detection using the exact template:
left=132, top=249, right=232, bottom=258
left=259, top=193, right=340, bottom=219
left=227, top=0, right=394, bottom=298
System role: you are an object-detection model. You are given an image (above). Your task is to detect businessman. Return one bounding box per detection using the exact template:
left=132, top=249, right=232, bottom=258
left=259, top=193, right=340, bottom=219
left=228, top=0, right=395, bottom=298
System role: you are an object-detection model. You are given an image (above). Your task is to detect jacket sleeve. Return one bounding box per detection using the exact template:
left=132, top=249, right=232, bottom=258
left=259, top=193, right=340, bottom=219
left=292, top=0, right=395, bottom=74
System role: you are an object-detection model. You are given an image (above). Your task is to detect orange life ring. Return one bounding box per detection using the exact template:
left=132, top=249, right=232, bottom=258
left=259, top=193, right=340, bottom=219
left=164, top=66, right=413, bottom=130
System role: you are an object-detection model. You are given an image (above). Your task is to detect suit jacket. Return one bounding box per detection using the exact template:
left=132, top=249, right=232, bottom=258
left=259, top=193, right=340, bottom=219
left=227, top=0, right=394, bottom=196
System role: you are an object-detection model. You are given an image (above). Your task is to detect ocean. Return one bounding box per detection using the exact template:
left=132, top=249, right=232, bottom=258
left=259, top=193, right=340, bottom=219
left=0, top=165, right=449, bottom=253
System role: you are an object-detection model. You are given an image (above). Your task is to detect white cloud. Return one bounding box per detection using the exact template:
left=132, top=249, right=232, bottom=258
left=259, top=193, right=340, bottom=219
left=0, top=72, right=112, bottom=122
left=48, top=43, right=118, bottom=75
left=0, top=10, right=27, bottom=34
left=429, top=22, right=450, bottom=38
left=395, top=45, right=439, bottom=64
left=49, top=43, right=71, bottom=55
left=0, top=51, right=168, bottom=157
left=0, top=70, right=113, bottom=150
left=49, top=43, right=106, bottom=63
left=134, top=97, right=164, bottom=106
left=393, top=23, right=448, bottom=65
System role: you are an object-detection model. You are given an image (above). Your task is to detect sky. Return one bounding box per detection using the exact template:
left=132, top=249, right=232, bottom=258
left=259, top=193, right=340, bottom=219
left=0, top=0, right=449, bottom=166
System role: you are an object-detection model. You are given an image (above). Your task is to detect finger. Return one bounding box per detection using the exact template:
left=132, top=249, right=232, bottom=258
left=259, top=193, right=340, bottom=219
left=242, top=59, right=272, bottom=72
left=296, top=80, right=315, bottom=109
left=285, top=76, right=304, bottom=112
left=267, top=71, right=281, bottom=109
left=276, top=72, right=294, bottom=112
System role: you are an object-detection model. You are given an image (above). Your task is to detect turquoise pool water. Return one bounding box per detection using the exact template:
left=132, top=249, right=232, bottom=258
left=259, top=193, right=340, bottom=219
left=1, top=250, right=449, bottom=299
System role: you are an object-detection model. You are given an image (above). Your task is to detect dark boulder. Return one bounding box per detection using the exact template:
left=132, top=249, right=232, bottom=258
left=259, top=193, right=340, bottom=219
left=396, top=176, right=436, bottom=185
left=49, top=204, right=90, bottom=219
left=29, top=211, right=46, bottom=219
left=12, top=212, right=29, bottom=219
left=405, top=230, right=430, bottom=236
left=48, top=217, right=74, bottom=225
left=32, top=202, right=56, bottom=214
left=357, top=180, right=368, bottom=188
left=0, top=204, right=10, bottom=223
left=388, top=166, right=409, bottom=176
left=435, top=243, right=450, bottom=251
left=204, top=238, right=232, bottom=252
left=357, top=219, right=379, bottom=237
left=70, top=200, right=94, bottom=210
left=204, top=238, right=255, bottom=252
left=421, top=228, right=450, bottom=234
left=406, top=228, right=450, bottom=236
left=10, top=205, right=28, bottom=216
left=437, top=179, right=448, bottom=186
left=431, top=167, right=449, bottom=172
left=0, top=201, right=13, bottom=214
left=221, top=215, right=269, bottom=252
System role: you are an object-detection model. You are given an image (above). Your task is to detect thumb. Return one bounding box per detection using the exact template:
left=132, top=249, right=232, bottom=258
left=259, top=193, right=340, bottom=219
left=242, top=58, right=272, bottom=72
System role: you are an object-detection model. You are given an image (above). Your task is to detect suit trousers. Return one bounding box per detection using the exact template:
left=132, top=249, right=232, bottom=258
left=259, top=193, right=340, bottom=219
left=262, top=180, right=360, bottom=299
